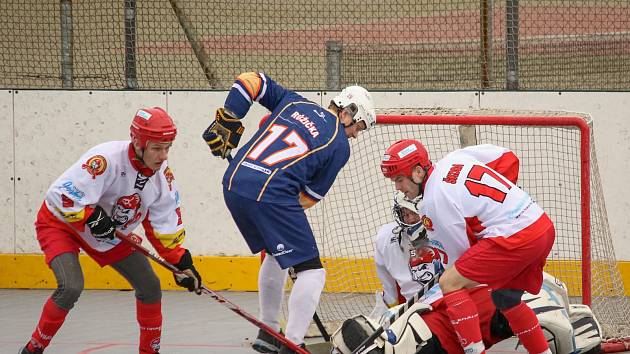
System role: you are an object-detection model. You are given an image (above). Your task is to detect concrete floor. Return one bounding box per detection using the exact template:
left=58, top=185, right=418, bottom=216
left=0, top=289, right=620, bottom=354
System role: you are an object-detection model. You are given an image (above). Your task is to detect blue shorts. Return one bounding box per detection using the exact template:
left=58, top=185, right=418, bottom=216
left=223, top=187, right=319, bottom=269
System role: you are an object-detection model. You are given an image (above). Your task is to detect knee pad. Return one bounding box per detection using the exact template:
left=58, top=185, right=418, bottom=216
left=135, top=272, right=162, bottom=304
left=491, top=288, right=524, bottom=310
left=292, top=257, right=323, bottom=273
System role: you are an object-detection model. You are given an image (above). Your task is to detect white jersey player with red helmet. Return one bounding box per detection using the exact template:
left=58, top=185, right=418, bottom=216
left=19, top=108, right=202, bottom=354
left=380, top=140, right=555, bottom=354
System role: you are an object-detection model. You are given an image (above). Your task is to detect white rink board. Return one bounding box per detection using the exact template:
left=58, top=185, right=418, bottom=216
left=0, top=91, right=14, bottom=253
left=12, top=90, right=166, bottom=252
left=1, top=90, right=629, bottom=260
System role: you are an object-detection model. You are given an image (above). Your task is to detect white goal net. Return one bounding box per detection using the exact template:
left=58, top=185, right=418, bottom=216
left=284, top=108, right=630, bottom=344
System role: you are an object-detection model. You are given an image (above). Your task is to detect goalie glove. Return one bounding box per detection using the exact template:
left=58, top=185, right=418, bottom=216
left=202, top=108, right=244, bottom=159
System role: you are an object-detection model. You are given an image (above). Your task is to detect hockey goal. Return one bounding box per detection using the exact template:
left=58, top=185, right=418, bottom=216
left=292, top=108, right=630, bottom=350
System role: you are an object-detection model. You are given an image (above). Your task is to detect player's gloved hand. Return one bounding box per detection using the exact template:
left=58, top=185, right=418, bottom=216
left=174, top=249, right=203, bottom=295
left=202, top=108, right=244, bottom=159
left=86, top=205, right=116, bottom=241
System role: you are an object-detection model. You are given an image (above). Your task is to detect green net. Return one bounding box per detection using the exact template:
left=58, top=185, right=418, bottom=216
left=1, top=0, right=629, bottom=90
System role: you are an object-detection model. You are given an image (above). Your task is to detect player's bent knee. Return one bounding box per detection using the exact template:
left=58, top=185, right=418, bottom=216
left=491, top=288, right=524, bottom=310
left=292, top=257, right=323, bottom=273
left=135, top=273, right=162, bottom=304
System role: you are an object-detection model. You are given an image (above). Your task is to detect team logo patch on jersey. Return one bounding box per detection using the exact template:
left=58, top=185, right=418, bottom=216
left=112, top=193, right=143, bottom=229
left=408, top=245, right=447, bottom=285
left=82, top=155, right=107, bottom=179
left=164, top=167, right=175, bottom=191
left=422, top=215, right=434, bottom=231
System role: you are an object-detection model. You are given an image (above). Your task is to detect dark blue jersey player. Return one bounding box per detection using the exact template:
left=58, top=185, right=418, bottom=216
left=203, top=72, right=375, bottom=353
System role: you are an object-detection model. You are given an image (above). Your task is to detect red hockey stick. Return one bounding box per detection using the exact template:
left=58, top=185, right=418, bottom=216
left=115, top=230, right=308, bottom=354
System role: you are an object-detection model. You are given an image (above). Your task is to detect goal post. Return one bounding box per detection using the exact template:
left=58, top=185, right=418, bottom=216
left=291, top=107, right=630, bottom=344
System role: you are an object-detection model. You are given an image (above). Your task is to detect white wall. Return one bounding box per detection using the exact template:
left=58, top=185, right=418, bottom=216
left=2, top=90, right=628, bottom=260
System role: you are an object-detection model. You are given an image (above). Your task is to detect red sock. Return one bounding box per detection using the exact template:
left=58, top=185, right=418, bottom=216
left=443, top=289, right=486, bottom=354
left=502, top=301, right=550, bottom=353
left=28, top=297, right=69, bottom=351
left=137, top=300, right=162, bottom=354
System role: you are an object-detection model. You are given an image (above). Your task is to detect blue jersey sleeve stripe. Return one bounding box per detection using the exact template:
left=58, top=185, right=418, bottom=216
left=304, top=185, right=323, bottom=200
left=232, top=83, right=253, bottom=105
left=256, top=73, right=268, bottom=102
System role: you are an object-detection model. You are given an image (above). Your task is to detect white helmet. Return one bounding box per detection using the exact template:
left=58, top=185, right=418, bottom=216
left=331, top=85, right=376, bottom=130
left=392, top=191, right=427, bottom=246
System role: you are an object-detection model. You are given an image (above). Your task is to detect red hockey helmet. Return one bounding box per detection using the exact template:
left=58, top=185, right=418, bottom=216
left=130, top=107, right=177, bottom=147
left=381, top=139, right=431, bottom=178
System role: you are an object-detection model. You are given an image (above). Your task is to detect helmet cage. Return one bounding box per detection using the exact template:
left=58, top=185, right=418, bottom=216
left=392, top=192, right=427, bottom=246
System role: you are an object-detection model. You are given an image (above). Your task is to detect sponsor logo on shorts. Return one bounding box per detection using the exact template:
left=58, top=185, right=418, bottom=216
left=272, top=243, right=294, bottom=257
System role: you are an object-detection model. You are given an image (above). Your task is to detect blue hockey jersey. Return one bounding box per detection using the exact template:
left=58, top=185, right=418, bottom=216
left=222, top=72, right=350, bottom=204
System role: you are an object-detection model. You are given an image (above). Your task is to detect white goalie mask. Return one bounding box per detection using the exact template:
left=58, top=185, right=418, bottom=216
left=392, top=191, right=427, bottom=247
left=331, top=85, right=376, bottom=130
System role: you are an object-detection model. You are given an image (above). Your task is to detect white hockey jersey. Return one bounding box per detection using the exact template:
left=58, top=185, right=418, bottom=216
left=41, top=140, right=186, bottom=264
left=420, top=144, right=552, bottom=259
left=374, top=222, right=444, bottom=306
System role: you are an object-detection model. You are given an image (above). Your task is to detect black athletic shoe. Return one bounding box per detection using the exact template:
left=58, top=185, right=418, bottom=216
left=252, top=329, right=283, bottom=353
left=279, top=343, right=310, bottom=354
left=19, top=345, right=43, bottom=354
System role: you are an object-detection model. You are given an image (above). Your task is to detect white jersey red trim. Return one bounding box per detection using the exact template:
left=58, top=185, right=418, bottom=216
left=374, top=222, right=445, bottom=306
left=41, top=140, right=186, bottom=264
left=420, top=144, right=552, bottom=255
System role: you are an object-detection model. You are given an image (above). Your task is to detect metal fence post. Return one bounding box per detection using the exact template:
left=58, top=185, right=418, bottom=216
left=506, top=0, right=519, bottom=90
left=480, top=0, right=493, bottom=89
left=60, top=0, right=73, bottom=88
left=124, top=0, right=138, bottom=89
left=325, top=41, right=342, bottom=91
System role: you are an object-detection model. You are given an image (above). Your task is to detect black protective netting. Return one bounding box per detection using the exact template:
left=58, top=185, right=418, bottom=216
left=1, top=0, right=630, bottom=90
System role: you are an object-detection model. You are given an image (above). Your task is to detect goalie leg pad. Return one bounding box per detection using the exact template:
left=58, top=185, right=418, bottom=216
left=384, top=309, right=433, bottom=354
left=331, top=303, right=433, bottom=354
left=331, top=315, right=383, bottom=354
left=568, top=304, right=602, bottom=354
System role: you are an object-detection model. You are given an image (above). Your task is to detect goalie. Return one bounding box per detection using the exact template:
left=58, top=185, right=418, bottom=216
left=330, top=193, right=602, bottom=354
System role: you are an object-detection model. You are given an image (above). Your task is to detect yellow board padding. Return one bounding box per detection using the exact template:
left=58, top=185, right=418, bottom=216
left=0, top=254, right=261, bottom=291
left=1, top=254, right=630, bottom=297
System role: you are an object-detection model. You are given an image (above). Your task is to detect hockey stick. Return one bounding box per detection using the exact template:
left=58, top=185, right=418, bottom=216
left=350, top=273, right=441, bottom=354
left=114, top=230, right=309, bottom=354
